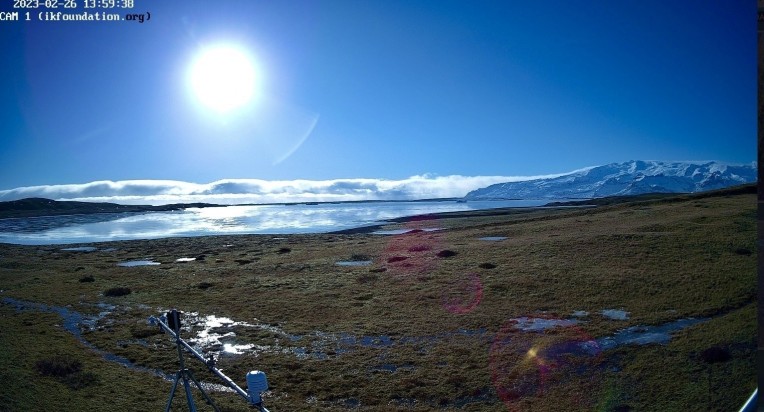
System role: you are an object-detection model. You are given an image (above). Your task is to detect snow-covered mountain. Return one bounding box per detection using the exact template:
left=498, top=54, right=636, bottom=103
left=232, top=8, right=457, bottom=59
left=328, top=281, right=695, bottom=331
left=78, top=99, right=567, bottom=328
left=464, top=160, right=757, bottom=200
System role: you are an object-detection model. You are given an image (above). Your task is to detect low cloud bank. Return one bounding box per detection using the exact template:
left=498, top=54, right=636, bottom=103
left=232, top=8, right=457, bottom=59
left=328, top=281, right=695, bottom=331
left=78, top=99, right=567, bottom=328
left=0, top=173, right=569, bottom=205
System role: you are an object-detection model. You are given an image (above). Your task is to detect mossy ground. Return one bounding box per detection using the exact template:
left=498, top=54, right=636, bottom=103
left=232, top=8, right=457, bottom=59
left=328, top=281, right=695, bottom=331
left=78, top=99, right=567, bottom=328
left=0, top=190, right=756, bottom=411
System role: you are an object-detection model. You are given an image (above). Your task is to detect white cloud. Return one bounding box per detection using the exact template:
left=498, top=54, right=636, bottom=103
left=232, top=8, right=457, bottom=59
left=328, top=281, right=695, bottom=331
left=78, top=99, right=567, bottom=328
left=0, top=173, right=572, bottom=205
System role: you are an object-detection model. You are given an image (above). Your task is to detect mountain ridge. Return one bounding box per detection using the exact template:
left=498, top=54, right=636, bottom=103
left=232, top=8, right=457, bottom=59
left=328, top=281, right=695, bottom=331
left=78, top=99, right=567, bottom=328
left=465, top=160, right=757, bottom=200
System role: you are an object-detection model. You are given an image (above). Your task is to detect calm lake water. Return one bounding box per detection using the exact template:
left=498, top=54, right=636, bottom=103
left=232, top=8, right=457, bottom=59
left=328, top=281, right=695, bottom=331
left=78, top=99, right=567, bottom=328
left=0, top=199, right=551, bottom=245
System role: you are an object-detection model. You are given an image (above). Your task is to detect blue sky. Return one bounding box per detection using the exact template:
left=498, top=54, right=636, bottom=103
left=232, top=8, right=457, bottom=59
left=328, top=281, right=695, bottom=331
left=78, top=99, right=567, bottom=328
left=0, top=1, right=756, bottom=201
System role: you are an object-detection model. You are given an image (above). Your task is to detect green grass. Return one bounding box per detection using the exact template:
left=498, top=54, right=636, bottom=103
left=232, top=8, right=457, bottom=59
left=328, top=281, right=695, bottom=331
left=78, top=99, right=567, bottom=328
left=0, top=190, right=756, bottom=411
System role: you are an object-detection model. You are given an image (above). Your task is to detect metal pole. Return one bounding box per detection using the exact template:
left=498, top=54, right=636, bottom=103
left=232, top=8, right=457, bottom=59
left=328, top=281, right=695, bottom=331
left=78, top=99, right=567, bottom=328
left=165, top=373, right=181, bottom=412
left=757, top=2, right=763, bottom=412
left=182, top=372, right=198, bottom=412
left=151, top=315, right=258, bottom=404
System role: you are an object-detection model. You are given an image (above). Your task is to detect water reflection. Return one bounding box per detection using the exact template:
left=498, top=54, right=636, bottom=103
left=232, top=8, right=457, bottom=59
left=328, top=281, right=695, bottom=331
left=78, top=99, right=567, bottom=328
left=510, top=316, right=579, bottom=331
left=0, top=212, right=138, bottom=233
left=0, top=200, right=549, bottom=245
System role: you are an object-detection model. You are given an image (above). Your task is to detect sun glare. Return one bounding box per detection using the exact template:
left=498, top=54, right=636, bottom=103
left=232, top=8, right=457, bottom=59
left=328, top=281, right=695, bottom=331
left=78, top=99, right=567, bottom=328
left=188, top=45, right=259, bottom=113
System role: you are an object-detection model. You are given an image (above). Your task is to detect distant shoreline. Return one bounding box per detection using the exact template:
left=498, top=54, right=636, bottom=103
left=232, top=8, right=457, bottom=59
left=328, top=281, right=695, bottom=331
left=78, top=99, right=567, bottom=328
left=327, top=206, right=568, bottom=235
left=0, top=185, right=753, bottom=245
left=0, top=197, right=467, bottom=220
left=0, top=199, right=554, bottom=246
left=330, top=184, right=757, bottom=234
left=1, top=183, right=754, bottom=220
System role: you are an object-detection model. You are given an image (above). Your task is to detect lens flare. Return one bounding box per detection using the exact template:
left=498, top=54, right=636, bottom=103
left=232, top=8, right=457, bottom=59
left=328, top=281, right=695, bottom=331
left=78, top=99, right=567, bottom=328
left=441, top=272, right=484, bottom=314
left=489, top=317, right=603, bottom=410
left=379, top=215, right=440, bottom=279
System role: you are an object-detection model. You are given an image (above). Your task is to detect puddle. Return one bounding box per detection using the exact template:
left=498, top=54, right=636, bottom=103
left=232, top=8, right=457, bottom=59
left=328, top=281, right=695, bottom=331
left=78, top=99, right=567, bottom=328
left=61, top=246, right=98, bottom=252
left=601, top=309, right=630, bottom=320
left=194, top=326, right=493, bottom=361
left=479, top=236, right=508, bottom=241
left=596, top=317, right=709, bottom=350
left=572, top=310, right=589, bottom=317
left=183, top=314, right=258, bottom=353
left=357, top=334, right=394, bottom=347
left=117, top=260, right=161, bottom=267
left=175, top=257, right=197, bottom=263
left=222, top=343, right=255, bottom=354
left=373, top=229, right=410, bottom=235
left=505, top=313, right=708, bottom=351
left=167, top=313, right=315, bottom=360
left=335, top=260, right=373, bottom=266
left=510, top=317, right=579, bottom=331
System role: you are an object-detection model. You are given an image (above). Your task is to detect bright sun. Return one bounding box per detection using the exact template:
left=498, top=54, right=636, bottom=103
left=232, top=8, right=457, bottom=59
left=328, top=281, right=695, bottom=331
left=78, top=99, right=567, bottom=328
left=188, top=45, right=259, bottom=113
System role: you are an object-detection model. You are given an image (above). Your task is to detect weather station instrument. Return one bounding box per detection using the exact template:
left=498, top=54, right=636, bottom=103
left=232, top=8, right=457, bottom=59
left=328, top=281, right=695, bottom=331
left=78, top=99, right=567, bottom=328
left=148, top=310, right=271, bottom=412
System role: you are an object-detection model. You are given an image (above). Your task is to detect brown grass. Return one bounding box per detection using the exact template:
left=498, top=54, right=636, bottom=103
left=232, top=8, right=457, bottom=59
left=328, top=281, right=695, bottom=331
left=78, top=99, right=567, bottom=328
left=0, top=190, right=756, bottom=410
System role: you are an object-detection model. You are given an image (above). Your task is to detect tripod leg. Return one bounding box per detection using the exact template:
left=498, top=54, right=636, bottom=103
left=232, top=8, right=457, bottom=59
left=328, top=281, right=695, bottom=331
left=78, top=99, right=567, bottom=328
left=165, top=372, right=182, bottom=412
left=185, top=369, right=221, bottom=412
left=181, top=371, right=198, bottom=412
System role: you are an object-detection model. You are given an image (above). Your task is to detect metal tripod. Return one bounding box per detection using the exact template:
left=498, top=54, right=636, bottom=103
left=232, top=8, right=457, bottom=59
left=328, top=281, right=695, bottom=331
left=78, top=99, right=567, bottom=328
left=165, top=316, right=219, bottom=412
